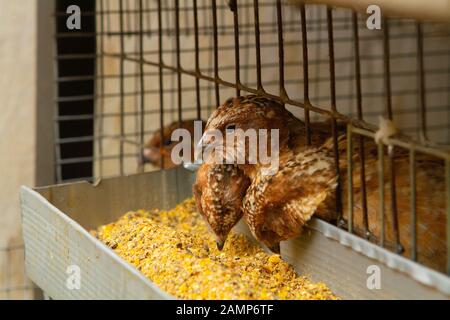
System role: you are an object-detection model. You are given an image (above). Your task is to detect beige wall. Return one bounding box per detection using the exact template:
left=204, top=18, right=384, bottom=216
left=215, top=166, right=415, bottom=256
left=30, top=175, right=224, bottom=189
left=0, top=1, right=36, bottom=245
left=0, top=0, right=54, bottom=299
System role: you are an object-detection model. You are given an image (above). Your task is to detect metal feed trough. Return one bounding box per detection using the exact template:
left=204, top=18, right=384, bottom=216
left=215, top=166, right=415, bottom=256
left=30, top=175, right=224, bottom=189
left=20, top=167, right=450, bottom=299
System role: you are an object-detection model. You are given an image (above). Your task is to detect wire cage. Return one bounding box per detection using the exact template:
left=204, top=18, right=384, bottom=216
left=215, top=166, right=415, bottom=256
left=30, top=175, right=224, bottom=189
left=53, top=0, right=450, bottom=277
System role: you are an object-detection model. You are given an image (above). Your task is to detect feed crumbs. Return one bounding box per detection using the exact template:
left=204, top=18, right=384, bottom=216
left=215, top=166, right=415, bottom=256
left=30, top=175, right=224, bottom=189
left=92, top=198, right=338, bottom=300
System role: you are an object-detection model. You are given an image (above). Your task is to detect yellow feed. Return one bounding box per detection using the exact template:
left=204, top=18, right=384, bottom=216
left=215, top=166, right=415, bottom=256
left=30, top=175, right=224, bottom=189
left=93, top=198, right=338, bottom=300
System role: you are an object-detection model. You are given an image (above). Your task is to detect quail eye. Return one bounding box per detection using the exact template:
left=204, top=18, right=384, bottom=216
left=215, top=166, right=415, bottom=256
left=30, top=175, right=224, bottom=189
left=226, top=124, right=236, bottom=132
left=163, top=139, right=172, bottom=146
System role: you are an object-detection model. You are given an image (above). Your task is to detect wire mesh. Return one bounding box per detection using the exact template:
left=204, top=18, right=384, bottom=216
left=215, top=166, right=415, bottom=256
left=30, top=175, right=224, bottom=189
left=53, top=0, right=450, bottom=275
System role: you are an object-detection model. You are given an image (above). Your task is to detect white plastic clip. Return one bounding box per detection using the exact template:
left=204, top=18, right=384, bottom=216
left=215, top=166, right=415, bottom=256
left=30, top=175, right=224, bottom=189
left=374, top=116, right=397, bottom=155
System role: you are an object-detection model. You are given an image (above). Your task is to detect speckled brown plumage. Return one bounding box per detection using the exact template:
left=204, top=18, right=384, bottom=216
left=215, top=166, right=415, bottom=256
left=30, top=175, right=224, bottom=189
left=201, top=95, right=340, bottom=252
left=243, top=146, right=338, bottom=252
left=205, top=95, right=338, bottom=178
left=200, top=94, right=447, bottom=273
left=320, top=135, right=447, bottom=273
left=193, top=162, right=251, bottom=249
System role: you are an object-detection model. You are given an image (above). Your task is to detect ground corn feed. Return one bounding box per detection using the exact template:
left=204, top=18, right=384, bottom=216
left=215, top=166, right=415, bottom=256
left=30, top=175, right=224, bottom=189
left=93, top=198, right=338, bottom=300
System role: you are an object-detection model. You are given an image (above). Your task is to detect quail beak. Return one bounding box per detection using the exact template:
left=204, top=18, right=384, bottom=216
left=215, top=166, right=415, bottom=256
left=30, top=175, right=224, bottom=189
left=216, top=240, right=225, bottom=251
left=268, top=242, right=281, bottom=254
left=139, top=150, right=149, bottom=165
left=141, top=147, right=159, bottom=165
